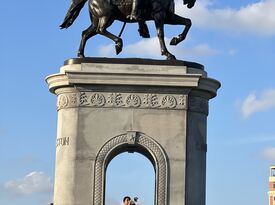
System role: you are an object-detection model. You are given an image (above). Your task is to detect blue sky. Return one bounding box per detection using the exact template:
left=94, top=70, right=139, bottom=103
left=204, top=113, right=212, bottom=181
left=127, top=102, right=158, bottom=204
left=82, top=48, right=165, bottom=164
left=0, top=0, right=275, bottom=204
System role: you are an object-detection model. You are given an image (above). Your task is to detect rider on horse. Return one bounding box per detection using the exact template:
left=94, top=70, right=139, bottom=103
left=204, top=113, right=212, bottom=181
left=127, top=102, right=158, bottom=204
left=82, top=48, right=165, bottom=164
left=60, top=0, right=149, bottom=37
left=59, top=0, right=196, bottom=59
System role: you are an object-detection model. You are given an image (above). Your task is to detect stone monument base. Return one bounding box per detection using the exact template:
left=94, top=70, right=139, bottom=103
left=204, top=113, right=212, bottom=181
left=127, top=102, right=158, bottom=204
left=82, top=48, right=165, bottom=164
left=46, top=58, right=220, bottom=205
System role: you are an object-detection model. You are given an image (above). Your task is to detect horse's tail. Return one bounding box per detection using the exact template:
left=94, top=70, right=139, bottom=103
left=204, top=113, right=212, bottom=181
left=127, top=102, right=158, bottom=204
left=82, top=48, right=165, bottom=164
left=60, top=0, right=88, bottom=29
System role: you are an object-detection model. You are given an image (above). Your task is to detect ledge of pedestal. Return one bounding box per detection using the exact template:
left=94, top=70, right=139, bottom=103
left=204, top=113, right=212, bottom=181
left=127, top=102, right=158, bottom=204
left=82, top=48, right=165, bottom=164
left=46, top=58, right=220, bottom=99
left=63, top=57, right=205, bottom=69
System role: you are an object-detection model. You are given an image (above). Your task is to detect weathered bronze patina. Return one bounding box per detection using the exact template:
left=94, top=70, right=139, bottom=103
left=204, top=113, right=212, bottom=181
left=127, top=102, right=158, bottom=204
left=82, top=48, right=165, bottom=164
left=60, top=0, right=196, bottom=59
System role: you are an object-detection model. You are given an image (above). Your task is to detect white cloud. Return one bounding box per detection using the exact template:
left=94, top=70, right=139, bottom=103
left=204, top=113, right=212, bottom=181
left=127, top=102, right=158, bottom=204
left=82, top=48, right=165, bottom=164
left=262, top=147, right=275, bottom=161
left=98, top=38, right=161, bottom=58
left=124, top=37, right=162, bottom=58
left=99, top=37, right=219, bottom=59
left=4, top=171, right=53, bottom=195
left=239, top=89, right=275, bottom=119
left=98, top=44, right=116, bottom=57
left=176, top=0, right=275, bottom=36
left=183, top=43, right=219, bottom=56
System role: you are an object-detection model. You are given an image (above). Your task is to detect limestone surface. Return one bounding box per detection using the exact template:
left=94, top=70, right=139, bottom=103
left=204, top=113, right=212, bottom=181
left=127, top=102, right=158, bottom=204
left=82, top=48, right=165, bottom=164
left=46, top=58, right=220, bottom=205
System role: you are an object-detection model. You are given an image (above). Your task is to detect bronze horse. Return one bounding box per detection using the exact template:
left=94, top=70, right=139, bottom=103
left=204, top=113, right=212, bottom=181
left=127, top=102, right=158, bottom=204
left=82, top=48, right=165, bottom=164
left=60, top=0, right=196, bottom=59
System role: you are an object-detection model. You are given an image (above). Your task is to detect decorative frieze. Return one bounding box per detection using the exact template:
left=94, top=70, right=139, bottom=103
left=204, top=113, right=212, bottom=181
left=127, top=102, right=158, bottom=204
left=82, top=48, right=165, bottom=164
left=57, top=92, right=187, bottom=110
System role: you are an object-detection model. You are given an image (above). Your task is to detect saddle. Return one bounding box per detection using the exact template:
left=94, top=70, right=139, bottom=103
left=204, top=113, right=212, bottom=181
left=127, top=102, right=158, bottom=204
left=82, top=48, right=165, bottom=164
left=111, top=0, right=133, bottom=6
left=111, top=0, right=150, bottom=38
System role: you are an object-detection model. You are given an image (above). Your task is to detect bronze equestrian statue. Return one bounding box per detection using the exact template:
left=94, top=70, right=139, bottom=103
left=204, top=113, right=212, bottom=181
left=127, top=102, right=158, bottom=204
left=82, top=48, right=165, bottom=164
left=60, top=0, right=196, bottom=60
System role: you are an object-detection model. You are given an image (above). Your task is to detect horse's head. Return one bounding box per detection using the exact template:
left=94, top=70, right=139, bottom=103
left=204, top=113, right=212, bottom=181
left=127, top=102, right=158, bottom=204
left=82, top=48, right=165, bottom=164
left=183, top=0, right=196, bottom=8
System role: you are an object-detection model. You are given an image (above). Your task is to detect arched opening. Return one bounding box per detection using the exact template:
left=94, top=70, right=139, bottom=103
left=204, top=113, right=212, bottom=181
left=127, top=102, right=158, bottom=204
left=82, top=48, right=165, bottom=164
left=105, top=152, right=155, bottom=205
left=93, top=132, right=168, bottom=205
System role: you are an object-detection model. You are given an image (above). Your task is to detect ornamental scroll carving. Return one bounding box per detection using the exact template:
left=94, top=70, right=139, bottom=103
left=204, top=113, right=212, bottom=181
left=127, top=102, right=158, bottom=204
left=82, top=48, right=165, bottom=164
left=57, top=92, right=187, bottom=110
left=93, top=133, right=168, bottom=205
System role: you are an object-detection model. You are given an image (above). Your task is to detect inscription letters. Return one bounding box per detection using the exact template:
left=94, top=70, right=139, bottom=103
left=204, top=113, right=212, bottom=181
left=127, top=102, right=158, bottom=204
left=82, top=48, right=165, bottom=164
left=56, top=137, right=70, bottom=147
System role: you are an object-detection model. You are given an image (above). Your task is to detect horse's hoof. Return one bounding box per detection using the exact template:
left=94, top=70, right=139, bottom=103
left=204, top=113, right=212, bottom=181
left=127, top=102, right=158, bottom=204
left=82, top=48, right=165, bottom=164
left=187, top=2, right=195, bottom=8
left=138, top=28, right=150, bottom=38
left=140, top=32, right=150, bottom=38
left=115, top=42, right=123, bottom=55
left=167, top=55, right=176, bottom=60
left=77, top=53, right=85, bottom=58
left=170, top=37, right=179, bottom=46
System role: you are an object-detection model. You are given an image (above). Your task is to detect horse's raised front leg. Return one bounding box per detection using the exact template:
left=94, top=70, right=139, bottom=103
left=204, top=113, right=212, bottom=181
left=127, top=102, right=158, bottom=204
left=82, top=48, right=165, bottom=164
left=154, top=16, right=176, bottom=60
left=78, top=25, right=97, bottom=58
left=99, top=29, right=123, bottom=55
left=98, top=17, right=123, bottom=55
left=165, top=13, right=192, bottom=46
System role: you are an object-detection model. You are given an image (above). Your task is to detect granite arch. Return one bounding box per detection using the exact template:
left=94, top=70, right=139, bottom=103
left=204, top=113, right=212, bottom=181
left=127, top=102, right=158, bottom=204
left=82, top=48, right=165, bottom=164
left=93, top=132, right=168, bottom=205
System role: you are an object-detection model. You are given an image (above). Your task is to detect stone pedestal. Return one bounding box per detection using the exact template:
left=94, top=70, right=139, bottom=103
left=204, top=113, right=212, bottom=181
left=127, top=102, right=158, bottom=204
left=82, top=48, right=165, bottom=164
left=46, top=58, right=220, bottom=205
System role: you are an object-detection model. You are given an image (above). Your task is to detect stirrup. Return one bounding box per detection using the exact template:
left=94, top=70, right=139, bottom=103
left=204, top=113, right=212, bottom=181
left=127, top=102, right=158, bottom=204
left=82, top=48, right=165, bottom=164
left=127, top=13, right=141, bottom=20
